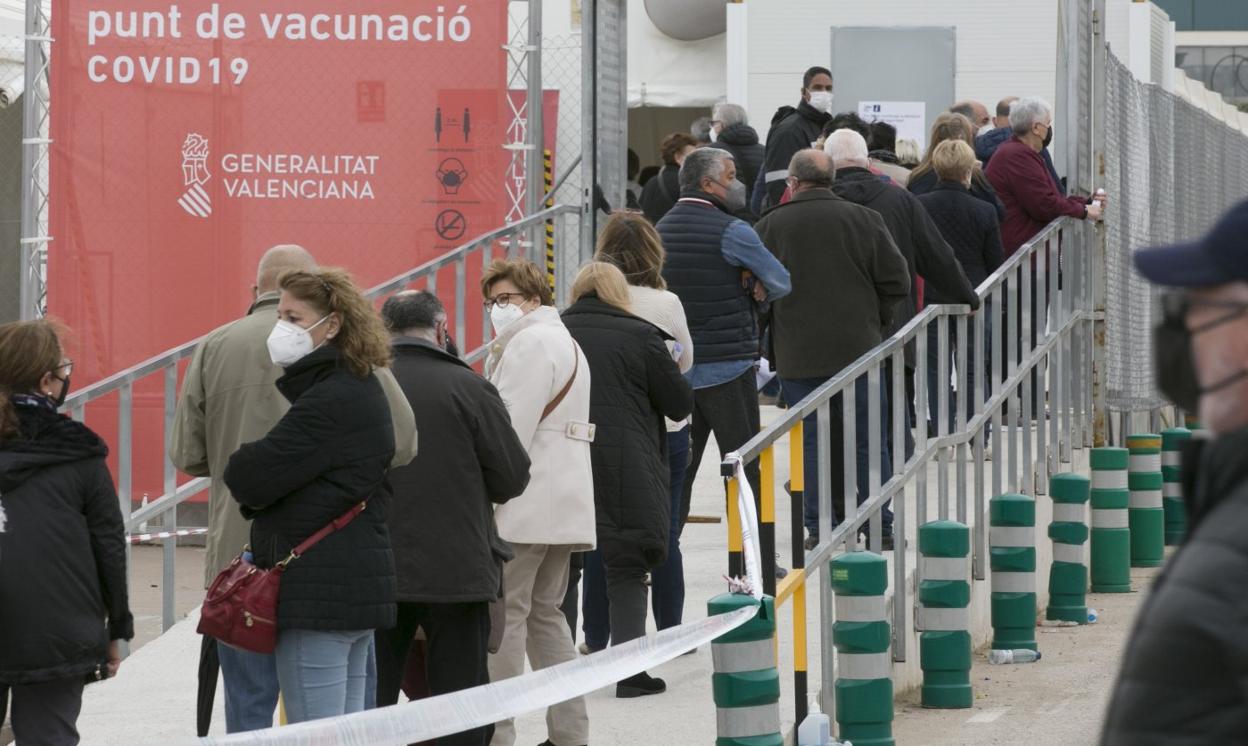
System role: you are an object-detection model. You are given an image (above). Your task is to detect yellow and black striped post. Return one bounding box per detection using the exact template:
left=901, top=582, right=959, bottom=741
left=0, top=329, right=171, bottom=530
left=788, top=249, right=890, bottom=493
left=543, top=149, right=555, bottom=293
left=788, top=423, right=808, bottom=726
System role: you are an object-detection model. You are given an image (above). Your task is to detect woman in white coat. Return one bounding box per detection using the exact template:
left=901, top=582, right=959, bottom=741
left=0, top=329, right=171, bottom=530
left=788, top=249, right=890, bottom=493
left=482, top=258, right=595, bottom=746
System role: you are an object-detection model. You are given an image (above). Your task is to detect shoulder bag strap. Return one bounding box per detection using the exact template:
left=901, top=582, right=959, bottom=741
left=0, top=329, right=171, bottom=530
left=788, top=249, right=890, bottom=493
left=540, top=342, right=580, bottom=422
left=281, top=501, right=368, bottom=566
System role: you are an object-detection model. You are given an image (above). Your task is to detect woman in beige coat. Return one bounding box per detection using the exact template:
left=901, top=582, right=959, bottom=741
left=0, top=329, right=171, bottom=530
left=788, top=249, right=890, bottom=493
left=483, top=258, right=595, bottom=746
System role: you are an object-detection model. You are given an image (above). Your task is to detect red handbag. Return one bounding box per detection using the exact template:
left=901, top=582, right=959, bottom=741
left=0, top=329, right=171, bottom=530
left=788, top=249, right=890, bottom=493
left=197, top=502, right=366, bottom=654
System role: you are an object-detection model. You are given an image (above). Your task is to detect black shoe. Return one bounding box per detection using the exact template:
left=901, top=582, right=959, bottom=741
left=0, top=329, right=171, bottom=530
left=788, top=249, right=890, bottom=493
left=617, top=671, right=667, bottom=698
left=538, top=741, right=587, bottom=746
left=804, top=535, right=819, bottom=551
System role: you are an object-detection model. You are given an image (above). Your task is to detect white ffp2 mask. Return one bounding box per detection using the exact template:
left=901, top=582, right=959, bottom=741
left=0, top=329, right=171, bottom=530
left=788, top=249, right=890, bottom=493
left=490, top=303, right=526, bottom=335
left=267, top=316, right=329, bottom=367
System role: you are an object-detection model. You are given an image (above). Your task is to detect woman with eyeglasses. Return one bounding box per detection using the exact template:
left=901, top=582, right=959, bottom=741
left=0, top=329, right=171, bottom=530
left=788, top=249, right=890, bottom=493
left=0, top=320, right=133, bottom=745
left=223, top=268, right=398, bottom=724
left=481, top=258, right=594, bottom=746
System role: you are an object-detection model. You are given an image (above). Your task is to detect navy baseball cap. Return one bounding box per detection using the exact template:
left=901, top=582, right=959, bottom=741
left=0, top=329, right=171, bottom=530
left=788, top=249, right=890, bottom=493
left=1135, top=199, right=1248, bottom=287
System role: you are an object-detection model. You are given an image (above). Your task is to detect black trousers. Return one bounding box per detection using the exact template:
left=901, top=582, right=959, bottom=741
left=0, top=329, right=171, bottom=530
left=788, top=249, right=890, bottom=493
left=374, top=602, right=493, bottom=746
left=0, top=677, right=85, bottom=746
left=680, top=368, right=762, bottom=532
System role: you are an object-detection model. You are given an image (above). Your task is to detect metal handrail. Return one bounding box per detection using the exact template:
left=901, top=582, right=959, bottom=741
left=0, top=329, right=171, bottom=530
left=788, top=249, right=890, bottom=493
left=61, top=205, right=579, bottom=636
left=721, top=216, right=1097, bottom=726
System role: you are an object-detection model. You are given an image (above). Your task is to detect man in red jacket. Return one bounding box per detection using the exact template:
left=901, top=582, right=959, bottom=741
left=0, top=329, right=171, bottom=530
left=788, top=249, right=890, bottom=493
left=986, top=96, right=1103, bottom=256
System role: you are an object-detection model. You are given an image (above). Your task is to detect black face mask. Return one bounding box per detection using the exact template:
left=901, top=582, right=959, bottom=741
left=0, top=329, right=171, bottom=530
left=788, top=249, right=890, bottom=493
left=50, top=374, right=71, bottom=409
left=1154, top=296, right=1248, bottom=412
left=1042, top=124, right=1054, bottom=149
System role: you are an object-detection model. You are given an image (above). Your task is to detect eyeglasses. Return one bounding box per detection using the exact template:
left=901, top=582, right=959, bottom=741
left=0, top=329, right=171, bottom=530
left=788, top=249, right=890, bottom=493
left=53, top=359, right=73, bottom=377
left=1161, top=292, right=1248, bottom=334
left=483, top=293, right=527, bottom=310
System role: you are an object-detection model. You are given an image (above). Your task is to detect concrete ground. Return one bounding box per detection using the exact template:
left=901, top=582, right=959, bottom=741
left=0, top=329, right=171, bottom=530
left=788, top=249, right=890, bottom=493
left=53, top=405, right=1158, bottom=745
left=893, top=564, right=1159, bottom=745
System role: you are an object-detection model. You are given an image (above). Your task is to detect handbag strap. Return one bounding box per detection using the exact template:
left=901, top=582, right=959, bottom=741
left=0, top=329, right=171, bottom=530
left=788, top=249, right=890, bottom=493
left=279, top=501, right=367, bottom=567
left=540, top=342, right=579, bottom=422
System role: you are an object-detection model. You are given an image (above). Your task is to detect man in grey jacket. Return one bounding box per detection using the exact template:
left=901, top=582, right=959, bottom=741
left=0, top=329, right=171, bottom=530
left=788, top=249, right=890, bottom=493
left=171, top=245, right=417, bottom=733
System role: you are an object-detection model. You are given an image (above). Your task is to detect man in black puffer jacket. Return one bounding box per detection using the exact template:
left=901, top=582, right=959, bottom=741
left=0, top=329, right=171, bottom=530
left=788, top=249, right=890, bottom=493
left=1101, top=200, right=1248, bottom=745
left=759, top=66, right=834, bottom=210
left=708, top=103, right=765, bottom=207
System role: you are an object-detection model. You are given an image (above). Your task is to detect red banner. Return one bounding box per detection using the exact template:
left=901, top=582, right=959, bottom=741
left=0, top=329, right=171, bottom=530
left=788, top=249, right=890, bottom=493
left=49, top=2, right=521, bottom=505
left=51, top=1, right=511, bottom=384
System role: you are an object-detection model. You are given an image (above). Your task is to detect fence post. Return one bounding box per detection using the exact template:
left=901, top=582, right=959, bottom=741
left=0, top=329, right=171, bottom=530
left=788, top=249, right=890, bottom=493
left=917, top=521, right=972, bottom=709
left=1161, top=427, right=1192, bottom=545
left=1126, top=434, right=1165, bottom=568
left=707, top=594, right=782, bottom=746
left=990, top=493, right=1037, bottom=652
left=1046, top=474, right=1090, bottom=623
left=830, top=552, right=894, bottom=746
left=1090, top=447, right=1131, bottom=592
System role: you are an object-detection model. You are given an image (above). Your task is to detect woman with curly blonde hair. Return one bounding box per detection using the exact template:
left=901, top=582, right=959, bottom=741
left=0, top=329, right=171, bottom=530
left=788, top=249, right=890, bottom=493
left=223, top=267, right=399, bottom=724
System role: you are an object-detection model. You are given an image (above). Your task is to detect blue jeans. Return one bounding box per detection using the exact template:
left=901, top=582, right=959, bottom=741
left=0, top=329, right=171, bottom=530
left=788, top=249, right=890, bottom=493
left=779, top=376, right=894, bottom=539
left=216, top=641, right=280, bottom=733
left=651, top=427, right=690, bottom=630
left=274, top=628, right=373, bottom=724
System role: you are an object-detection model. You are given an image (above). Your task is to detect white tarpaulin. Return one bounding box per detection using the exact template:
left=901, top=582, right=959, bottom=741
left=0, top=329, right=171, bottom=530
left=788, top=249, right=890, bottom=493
left=627, top=0, right=725, bottom=108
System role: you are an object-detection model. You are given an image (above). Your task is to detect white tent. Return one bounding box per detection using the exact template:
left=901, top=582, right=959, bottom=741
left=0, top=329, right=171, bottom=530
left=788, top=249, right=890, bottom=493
left=627, top=0, right=725, bottom=108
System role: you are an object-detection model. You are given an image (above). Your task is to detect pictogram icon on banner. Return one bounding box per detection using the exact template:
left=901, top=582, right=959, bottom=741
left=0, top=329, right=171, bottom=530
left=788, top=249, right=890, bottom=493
left=435, top=209, right=467, bottom=241
left=437, top=158, right=468, bottom=195
left=179, top=133, right=212, bottom=218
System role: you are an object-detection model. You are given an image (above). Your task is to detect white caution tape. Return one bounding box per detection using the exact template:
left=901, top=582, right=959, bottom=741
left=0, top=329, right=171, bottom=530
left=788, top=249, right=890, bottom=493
left=727, top=455, right=764, bottom=601
left=1091, top=509, right=1129, bottom=529
left=1052, top=542, right=1086, bottom=565
left=1129, top=490, right=1163, bottom=510
left=128, top=528, right=208, bottom=544
left=1161, top=451, right=1181, bottom=467
left=919, top=556, right=968, bottom=581
left=193, top=600, right=758, bottom=746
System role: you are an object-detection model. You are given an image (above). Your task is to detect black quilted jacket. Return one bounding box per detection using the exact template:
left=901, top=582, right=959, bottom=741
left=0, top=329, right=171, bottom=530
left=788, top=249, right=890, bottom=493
left=562, top=296, right=693, bottom=570
left=224, top=345, right=396, bottom=631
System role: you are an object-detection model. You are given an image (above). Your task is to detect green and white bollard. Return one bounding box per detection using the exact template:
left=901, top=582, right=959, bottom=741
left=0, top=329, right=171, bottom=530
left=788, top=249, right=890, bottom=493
left=1090, top=447, right=1131, bottom=593
left=1161, top=428, right=1192, bottom=546
left=1046, top=473, right=1090, bottom=623
left=1127, top=434, right=1165, bottom=568
left=989, top=494, right=1037, bottom=652
left=917, top=520, right=972, bottom=708
left=830, top=551, right=894, bottom=746
left=707, top=594, right=782, bottom=746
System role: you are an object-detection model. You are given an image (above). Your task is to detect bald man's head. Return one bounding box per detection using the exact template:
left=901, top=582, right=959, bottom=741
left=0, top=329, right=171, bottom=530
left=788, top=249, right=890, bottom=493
left=255, top=244, right=316, bottom=294
left=788, top=149, right=836, bottom=190
left=995, top=97, right=1019, bottom=129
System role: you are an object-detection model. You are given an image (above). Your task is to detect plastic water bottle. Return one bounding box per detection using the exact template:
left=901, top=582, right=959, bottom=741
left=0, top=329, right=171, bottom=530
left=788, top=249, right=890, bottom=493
left=1087, top=608, right=1099, bottom=624
left=797, top=710, right=831, bottom=745
left=988, top=648, right=1042, bottom=665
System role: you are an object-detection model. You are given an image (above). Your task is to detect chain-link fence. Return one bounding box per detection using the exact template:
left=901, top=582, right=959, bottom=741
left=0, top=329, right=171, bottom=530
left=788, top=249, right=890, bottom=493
left=543, top=33, right=586, bottom=299
left=1103, top=49, right=1248, bottom=411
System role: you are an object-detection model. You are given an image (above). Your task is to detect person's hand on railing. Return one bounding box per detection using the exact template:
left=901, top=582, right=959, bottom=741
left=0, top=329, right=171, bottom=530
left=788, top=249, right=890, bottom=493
left=1086, top=201, right=1104, bottom=222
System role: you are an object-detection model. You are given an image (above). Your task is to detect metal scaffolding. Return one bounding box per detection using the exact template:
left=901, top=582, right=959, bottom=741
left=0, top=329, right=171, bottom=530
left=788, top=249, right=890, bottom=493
left=19, top=0, right=51, bottom=320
